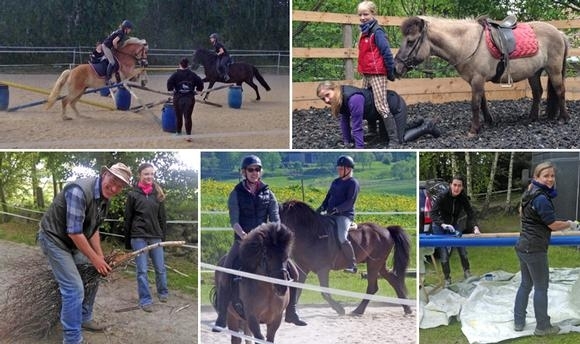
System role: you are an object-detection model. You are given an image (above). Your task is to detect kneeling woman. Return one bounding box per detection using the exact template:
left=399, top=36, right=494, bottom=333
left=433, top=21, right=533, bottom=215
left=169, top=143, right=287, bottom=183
left=316, top=81, right=440, bottom=148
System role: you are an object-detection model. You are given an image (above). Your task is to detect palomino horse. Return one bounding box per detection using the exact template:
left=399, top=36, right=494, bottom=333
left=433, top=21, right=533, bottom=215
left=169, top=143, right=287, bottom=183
left=192, top=48, right=271, bottom=101
left=45, top=37, right=148, bottom=120
left=394, top=16, right=569, bottom=136
left=212, top=222, right=293, bottom=343
left=279, top=200, right=412, bottom=315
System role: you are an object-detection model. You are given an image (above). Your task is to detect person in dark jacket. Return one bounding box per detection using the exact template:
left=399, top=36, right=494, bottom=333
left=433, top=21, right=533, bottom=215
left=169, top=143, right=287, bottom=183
left=167, top=57, right=204, bottom=141
left=317, top=155, right=360, bottom=273
left=316, top=81, right=440, bottom=148
left=209, top=33, right=231, bottom=82
left=513, top=161, right=578, bottom=336
left=37, top=162, right=132, bottom=344
left=213, top=155, right=307, bottom=332
left=102, top=20, right=133, bottom=85
left=124, top=162, right=168, bottom=312
left=430, top=175, right=481, bottom=285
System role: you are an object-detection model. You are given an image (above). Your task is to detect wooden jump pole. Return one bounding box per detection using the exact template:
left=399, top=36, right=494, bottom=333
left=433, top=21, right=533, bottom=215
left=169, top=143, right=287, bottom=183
left=122, top=82, right=161, bottom=125
left=0, top=80, right=116, bottom=111
left=5, top=83, right=123, bottom=112
left=126, top=82, right=222, bottom=107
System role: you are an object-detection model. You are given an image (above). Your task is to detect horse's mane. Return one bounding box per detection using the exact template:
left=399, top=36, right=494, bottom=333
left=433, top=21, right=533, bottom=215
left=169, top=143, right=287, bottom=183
left=239, top=222, right=293, bottom=272
left=279, top=200, right=335, bottom=236
left=122, top=37, right=147, bottom=47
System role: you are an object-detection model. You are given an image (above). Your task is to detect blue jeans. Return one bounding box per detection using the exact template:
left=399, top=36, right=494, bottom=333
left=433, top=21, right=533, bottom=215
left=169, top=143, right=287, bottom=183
left=38, top=231, right=98, bottom=344
left=514, top=250, right=551, bottom=330
left=131, top=238, right=168, bottom=306
left=432, top=223, right=470, bottom=278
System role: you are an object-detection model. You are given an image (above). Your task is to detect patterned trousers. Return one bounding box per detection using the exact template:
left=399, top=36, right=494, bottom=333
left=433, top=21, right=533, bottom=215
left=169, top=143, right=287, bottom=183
left=362, top=74, right=391, bottom=118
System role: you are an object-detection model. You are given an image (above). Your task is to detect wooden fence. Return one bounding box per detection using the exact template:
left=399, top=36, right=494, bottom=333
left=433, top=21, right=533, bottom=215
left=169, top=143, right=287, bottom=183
left=292, top=10, right=580, bottom=110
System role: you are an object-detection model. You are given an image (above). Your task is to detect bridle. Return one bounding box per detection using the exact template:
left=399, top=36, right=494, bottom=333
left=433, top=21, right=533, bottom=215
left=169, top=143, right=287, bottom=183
left=116, top=44, right=149, bottom=67
left=395, top=24, right=428, bottom=71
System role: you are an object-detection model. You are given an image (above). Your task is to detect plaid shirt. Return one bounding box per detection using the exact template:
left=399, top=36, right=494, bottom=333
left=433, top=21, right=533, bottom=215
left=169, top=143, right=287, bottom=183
left=64, top=176, right=103, bottom=235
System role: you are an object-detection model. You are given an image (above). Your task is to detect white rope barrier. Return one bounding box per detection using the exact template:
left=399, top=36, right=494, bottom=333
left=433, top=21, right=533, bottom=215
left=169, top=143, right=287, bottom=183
left=201, top=262, right=416, bottom=307
left=205, top=325, right=274, bottom=344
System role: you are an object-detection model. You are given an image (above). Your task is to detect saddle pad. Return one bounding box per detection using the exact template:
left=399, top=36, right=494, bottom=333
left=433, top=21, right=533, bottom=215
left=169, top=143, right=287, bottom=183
left=484, top=23, right=539, bottom=59
left=89, top=61, right=107, bottom=78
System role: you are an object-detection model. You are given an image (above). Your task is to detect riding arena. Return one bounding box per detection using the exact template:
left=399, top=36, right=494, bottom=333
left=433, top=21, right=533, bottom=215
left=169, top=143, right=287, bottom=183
left=0, top=44, right=289, bottom=149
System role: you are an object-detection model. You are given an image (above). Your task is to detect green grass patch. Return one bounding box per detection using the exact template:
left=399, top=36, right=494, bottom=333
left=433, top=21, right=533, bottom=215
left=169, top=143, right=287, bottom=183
left=421, top=213, right=580, bottom=343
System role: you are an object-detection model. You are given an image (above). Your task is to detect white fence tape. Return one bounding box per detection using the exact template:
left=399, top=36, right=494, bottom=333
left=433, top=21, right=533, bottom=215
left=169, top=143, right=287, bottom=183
left=200, top=262, right=416, bottom=307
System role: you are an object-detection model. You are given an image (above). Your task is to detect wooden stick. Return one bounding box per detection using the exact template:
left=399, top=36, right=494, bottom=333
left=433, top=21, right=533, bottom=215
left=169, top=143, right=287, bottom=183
left=110, top=240, right=186, bottom=268
left=198, top=83, right=235, bottom=95
left=131, top=98, right=169, bottom=112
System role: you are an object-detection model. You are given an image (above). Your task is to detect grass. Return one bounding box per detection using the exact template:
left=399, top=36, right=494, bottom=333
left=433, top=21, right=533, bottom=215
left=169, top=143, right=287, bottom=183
left=420, top=212, right=580, bottom=343
left=0, top=221, right=197, bottom=296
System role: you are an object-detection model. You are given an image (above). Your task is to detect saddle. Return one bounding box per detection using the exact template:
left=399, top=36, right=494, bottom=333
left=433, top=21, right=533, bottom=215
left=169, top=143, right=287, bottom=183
left=480, top=15, right=518, bottom=86
left=88, top=49, right=119, bottom=78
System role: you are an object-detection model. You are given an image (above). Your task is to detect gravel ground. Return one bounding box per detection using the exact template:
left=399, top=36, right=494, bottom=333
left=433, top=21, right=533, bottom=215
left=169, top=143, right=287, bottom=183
left=292, top=99, right=580, bottom=149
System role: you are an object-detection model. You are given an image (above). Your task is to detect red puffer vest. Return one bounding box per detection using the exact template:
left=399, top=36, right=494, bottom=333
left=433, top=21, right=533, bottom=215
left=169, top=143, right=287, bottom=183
left=358, top=28, right=387, bottom=75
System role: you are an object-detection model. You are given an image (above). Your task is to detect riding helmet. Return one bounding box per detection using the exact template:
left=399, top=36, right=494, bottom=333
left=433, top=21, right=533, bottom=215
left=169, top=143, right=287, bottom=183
left=241, top=155, right=262, bottom=169
left=336, top=155, right=355, bottom=168
left=121, top=20, right=133, bottom=29
left=209, top=33, right=219, bottom=40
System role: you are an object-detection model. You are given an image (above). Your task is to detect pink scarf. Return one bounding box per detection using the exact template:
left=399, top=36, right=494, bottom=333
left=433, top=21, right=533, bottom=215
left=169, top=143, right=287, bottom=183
left=138, top=181, right=154, bottom=195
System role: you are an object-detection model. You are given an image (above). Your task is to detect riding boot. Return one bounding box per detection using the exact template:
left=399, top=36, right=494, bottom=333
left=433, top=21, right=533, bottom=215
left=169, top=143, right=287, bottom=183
left=114, top=72, right=121, bottom=84
left=367, top=119, right=378, bottom=135
left=382, top=115, right=400, bottom=147
left=105, top=64, right=114, bottom=85
left=441, top=261, right=451, bottom=281
left=340, top=241, right=358, bottom=273
left=406, top=116, right=424, bottom=130
left=212, top=283, right=230, bottom=332
left=403, top=119, right=441, bottom=143
left=285, top=287, right=307, bottom=326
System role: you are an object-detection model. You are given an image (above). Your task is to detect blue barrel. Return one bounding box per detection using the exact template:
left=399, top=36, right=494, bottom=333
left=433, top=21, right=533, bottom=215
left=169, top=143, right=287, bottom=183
left=99, top=87, right=110, bottom=97
left=228, top=85, right=243, bottom=109
left=115, top=87, right=131, bottom=110
left=0, top=84, right=9, bottom=111
left=162, top=102, right=177, bottom=133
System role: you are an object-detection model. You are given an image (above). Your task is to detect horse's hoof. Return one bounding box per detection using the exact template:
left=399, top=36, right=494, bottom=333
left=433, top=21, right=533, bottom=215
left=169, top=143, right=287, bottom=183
left=403, top=306, right=413, bottom=315
left=467, top=131, right=477, bottom=138
left=349, top=310, right=364, bottom=317
left=62, top=116, right=73, bottom=121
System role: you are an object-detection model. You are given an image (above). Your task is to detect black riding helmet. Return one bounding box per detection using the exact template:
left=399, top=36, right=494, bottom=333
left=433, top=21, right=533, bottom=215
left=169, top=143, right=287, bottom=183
left=336, top=155, right=355, bottom=168
left=241, top=155, right=262, bottom=169
left=121, top=20, right=133, bottom=30
left=209, top=33, right=219, bottom=40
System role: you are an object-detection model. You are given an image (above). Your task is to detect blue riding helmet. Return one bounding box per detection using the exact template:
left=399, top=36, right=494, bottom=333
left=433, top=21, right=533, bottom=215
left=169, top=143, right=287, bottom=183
left=241, top=155, right=262, bottom=169
left=121, top=20, right=133, bottom=29
left=336, top=155, right=355, bottom=168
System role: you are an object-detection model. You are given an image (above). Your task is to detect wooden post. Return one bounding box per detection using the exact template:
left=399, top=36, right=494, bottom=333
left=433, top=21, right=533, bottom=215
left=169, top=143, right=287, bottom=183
left=343, top=24, right=354, bottom=80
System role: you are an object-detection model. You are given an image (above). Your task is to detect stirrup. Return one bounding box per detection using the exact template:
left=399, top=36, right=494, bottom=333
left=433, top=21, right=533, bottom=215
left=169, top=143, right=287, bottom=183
left=344, top=266, right=358, bottom=273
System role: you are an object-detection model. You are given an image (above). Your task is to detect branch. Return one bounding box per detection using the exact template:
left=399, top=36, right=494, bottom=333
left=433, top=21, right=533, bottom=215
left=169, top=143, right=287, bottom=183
left=110, top=241, right=186, bottom=268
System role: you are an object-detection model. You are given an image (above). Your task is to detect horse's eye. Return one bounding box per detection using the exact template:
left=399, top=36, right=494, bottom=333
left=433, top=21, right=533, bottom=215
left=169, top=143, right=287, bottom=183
left=407, top=40, right=415, bottom=47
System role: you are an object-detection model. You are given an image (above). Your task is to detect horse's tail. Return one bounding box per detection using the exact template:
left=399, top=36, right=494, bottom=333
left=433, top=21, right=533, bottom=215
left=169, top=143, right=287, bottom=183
left=252, top=66, right=271, bottom=91
left=386, top=225, right=410, bottom=277
left=45, top=69, right=71, bottom=109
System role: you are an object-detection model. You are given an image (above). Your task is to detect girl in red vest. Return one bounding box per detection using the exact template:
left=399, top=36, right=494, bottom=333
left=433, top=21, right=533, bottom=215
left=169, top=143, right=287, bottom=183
left=357, top=1, right=397, bottom=146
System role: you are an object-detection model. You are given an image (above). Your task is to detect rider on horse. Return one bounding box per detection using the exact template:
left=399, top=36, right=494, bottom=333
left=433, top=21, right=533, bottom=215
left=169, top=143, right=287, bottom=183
left=209, top=33, right=231, bottom=82
left=102, top=20, right=134, bottom=85
left=317, top=155, right=360, bottom=273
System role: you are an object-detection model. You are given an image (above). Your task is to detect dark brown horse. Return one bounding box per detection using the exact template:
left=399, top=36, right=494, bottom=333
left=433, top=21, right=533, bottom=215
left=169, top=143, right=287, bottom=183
left=212, top=222, right=293, bottom=343
left=46, top=37, right=148, bottom=120
left=279, top=200, right=412, bottom=315
left=192, top=48, right=271, bottom=101
left=394, top=16, right=569, bottom=136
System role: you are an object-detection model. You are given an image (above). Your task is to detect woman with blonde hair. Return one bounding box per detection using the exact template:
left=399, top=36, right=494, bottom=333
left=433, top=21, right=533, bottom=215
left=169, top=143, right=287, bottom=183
left=317, top=81, right=440, bottom=148
left=124, top=162, right=168, bottom=312
left=514, top=161, right=578, bottom=336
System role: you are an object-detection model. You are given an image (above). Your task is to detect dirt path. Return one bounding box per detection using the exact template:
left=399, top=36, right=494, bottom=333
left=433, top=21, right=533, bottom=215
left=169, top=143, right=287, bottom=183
left=0, top=240, right=197, bottom=344
left=0, top=73, right=289, bottom=149
left=199, top=304, right=417, bottom=343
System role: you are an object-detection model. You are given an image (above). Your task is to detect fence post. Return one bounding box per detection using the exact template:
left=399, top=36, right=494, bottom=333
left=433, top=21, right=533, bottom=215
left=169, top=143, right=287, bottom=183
left=342, top=24, right=354, bottom=80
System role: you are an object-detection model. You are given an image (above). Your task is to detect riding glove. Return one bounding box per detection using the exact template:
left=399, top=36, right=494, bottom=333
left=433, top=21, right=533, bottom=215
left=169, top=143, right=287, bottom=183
left=441, top=224, right=456, bottom=234
left=567, top=220, right=580, bottom=231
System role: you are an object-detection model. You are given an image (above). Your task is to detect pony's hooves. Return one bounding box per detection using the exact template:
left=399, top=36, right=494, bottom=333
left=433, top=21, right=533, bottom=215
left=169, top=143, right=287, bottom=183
left=467, top=131, right=477, bottom=138
left=349, top=310, right=364, bottom=317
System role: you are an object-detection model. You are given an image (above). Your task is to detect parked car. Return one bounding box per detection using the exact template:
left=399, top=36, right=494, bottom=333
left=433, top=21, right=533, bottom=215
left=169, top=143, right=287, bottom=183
left=419, top=181, right=433, bottom=234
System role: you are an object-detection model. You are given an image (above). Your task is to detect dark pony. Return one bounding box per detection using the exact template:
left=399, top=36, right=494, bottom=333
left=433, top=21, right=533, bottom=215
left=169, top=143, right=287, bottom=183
left=45, top=37, right=148, bottom=120
left=279, top=200, right=412, bottom=315
left=394, top=16, right=569, bottom=136
left=192, top=48, right=271, bottom=101
left=211, top=222, right=293, bottom=343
